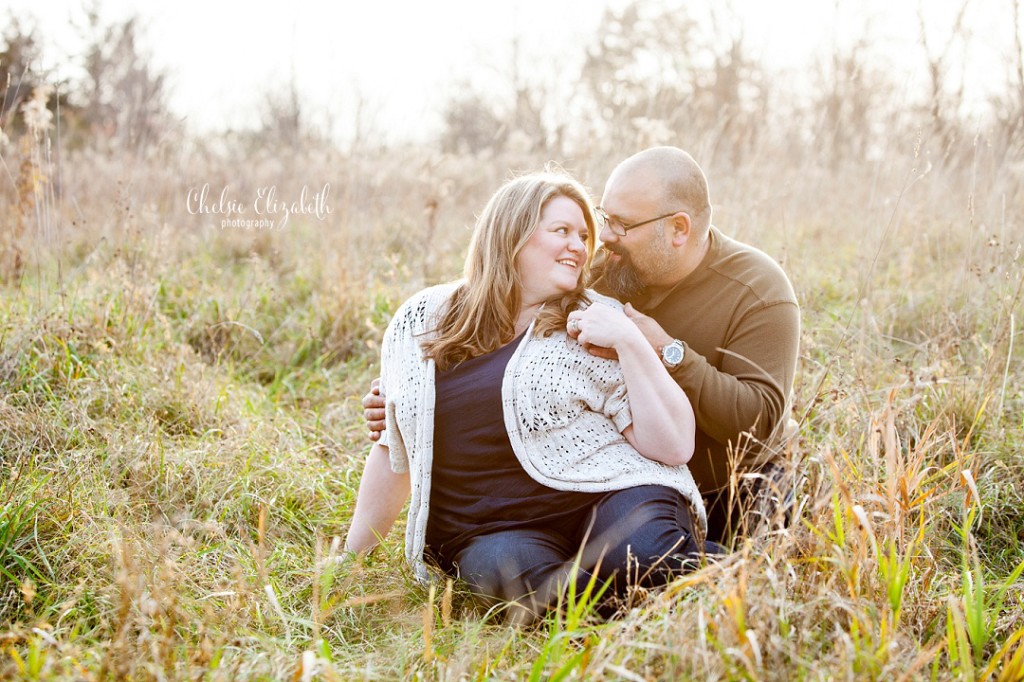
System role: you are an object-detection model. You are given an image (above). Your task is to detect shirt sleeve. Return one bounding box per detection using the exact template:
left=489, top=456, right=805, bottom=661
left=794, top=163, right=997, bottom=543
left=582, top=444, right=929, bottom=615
left=579, top=353, right=633, bottom=433
left=670, top=300, right=799, bottom=446
left=605, top=382, right=633, bottom=433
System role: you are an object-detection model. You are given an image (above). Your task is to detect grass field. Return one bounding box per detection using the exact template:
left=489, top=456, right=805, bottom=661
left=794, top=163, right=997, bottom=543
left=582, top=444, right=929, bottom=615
left=2, top=84, right=1024, bottom=679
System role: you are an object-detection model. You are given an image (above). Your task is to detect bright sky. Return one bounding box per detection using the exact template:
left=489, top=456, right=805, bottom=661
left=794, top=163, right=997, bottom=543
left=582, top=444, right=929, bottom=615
left=5, top=0, right=1019, bottom=141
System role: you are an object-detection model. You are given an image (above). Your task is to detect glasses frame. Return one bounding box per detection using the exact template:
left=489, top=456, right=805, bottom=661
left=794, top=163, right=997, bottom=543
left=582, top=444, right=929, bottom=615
left=595, top=208, right=685, bottom=237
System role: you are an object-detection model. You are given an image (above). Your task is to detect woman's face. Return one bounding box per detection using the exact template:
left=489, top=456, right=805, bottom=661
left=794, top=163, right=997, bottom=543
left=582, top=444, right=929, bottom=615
left=517, top=195, right=589, bottom=307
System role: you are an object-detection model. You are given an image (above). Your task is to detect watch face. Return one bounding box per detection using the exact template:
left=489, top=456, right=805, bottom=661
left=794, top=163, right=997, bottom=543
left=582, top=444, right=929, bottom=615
left=663, top=342, right=683, bottom=365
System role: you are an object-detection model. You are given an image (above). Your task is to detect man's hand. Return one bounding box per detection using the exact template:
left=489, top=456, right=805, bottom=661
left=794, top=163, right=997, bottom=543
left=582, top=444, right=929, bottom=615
left=362, top=378, right=386, bottom=441
left=622, top=303, right=674, bottom=354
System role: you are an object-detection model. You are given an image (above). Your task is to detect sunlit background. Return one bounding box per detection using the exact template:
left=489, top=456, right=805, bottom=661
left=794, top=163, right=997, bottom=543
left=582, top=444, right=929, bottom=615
left=4, top=0, right=1018, bottom=143
left=2, top=2, right=1024, bottom=679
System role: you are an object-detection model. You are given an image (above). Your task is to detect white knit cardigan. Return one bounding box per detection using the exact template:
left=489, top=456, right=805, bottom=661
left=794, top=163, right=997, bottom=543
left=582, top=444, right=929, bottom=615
left=378, top=281, right=706, bottom=583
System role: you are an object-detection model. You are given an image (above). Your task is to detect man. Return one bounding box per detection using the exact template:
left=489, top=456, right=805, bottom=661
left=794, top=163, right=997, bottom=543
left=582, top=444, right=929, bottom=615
left=577, top=146, right=800, bottom=543
left=363, top=147, right=800, bottom=545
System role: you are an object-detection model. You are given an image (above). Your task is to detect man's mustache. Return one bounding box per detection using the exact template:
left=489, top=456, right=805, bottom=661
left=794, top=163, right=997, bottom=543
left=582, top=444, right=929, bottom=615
left=599, top=244, right=627, bottom=257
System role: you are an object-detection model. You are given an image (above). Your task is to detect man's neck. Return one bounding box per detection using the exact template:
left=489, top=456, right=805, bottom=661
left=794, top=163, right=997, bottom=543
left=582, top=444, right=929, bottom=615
left=635, top=230, right=714, bottom=310
left=653, top=230, right=712, bottom=288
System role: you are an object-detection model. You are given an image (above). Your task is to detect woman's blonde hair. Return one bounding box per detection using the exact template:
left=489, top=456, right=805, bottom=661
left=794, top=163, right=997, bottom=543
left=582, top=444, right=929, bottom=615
left=423, top=168, right=596, bottom=371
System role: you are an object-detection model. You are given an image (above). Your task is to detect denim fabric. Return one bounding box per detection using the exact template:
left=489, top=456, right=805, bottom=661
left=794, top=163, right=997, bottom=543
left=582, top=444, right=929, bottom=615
left=582, top=484, right=703, bottom=592
left=451, top=527, right=596, bottom=618
left=449, top=485, right=707, bottom=618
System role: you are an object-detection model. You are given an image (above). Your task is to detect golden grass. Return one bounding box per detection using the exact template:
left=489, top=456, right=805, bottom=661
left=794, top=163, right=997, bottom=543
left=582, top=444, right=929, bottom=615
left=0, top=87, right=1022, bottom=680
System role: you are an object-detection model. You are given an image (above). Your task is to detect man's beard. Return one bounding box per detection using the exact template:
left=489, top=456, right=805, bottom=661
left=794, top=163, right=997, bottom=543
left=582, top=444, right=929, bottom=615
left=594, top=247, right=646, bottom=300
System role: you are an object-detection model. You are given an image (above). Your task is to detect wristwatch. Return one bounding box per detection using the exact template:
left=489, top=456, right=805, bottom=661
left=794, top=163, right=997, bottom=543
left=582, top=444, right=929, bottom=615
left=660, top=339, right=685, bottom=368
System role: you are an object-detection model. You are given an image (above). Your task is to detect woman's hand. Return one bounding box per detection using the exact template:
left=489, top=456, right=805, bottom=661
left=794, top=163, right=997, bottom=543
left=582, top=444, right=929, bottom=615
left=567, top=303, right=674, bottom=360
left=566, top=302, right=645, bottom=351
left=567, top=303, right=695, bottom=467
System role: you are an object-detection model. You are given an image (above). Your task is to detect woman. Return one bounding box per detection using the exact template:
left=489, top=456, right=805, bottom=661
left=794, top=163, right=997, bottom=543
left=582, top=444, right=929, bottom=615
left=345, top=169, right=706, bottom=620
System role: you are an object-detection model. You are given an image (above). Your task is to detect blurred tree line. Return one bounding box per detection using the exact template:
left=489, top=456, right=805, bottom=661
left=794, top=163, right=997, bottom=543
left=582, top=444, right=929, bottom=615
left=0, top=6, right=171, bottom=150
left=438, top=2, right=1024, bottom=168
left=2, top=1, right=1023, bottom=166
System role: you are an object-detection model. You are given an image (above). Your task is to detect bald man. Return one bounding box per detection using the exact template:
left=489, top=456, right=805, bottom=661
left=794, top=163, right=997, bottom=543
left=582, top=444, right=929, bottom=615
left=574, top=147, right=799, bottom=543
left=363, top=147, right=800, bottom=546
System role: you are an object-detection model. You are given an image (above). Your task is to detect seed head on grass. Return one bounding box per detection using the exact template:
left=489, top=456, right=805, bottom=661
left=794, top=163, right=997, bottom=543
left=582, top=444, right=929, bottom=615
left=20, top=85, right=54, bottom=138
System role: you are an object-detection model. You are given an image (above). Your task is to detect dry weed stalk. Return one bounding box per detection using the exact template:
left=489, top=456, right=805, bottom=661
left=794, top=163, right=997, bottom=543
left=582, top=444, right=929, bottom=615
left=1, top=32, right=1023, bottom=675
left=1, top=84, right=57, bottom=280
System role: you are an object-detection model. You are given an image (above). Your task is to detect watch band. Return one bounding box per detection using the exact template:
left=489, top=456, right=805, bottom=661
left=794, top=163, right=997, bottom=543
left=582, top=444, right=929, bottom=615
left=660, top=339, right=685, bottom=368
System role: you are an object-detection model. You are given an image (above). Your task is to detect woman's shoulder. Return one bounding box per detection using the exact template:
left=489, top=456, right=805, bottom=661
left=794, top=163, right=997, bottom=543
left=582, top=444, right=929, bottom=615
left=583, top=289, right=624, bottom=311
left=391, top=280, right=462, bottom=325
left=403, top=280, right=462, bottom=307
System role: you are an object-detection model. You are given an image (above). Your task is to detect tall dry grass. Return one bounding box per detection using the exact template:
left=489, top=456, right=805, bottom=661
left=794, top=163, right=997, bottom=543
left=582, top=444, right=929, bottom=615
left=0, top=78, right=1022, bottom=681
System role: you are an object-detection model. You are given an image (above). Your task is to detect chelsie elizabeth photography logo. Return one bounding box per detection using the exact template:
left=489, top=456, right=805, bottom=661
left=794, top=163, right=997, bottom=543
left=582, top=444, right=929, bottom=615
left=185, top=183, right=333, bottom=229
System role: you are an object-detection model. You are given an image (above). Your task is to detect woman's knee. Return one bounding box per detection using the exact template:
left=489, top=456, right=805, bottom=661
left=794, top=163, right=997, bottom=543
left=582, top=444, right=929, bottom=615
left=584, top=486, right=700, bottom=584
left=452, top=530, right=577, bottom=604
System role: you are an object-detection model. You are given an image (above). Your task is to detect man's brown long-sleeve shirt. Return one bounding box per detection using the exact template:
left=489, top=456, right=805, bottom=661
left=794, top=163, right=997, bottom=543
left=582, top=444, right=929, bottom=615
left=595, top=226, right=800, bottom=493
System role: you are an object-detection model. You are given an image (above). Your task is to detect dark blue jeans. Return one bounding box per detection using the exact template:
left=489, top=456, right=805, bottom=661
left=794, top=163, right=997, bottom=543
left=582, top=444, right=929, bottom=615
left=448, top=485, right=704, bottom=618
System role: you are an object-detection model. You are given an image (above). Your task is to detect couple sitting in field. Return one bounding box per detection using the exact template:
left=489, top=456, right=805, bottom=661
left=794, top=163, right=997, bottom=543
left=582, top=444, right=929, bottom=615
left=346, top=146, right=800, bottom=622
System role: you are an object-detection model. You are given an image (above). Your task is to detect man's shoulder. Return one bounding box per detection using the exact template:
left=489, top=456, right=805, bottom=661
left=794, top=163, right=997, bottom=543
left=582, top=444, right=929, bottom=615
left=707, top=228, right=796, bottom=306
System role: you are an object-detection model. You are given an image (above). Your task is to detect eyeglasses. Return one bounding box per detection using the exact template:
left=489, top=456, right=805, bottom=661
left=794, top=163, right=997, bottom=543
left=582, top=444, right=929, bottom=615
left=594, top=207, right=684, bottom=237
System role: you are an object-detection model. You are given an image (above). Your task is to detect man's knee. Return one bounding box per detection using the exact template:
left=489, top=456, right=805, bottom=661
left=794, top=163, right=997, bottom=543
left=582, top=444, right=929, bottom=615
left=705, top=460, right=800, bottom=544
left=747, top=460, right=800, bottom=532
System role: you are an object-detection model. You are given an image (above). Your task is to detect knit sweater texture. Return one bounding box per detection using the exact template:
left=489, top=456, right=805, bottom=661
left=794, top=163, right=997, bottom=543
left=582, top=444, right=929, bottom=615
left=378, top=281, right=706, bottom=583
